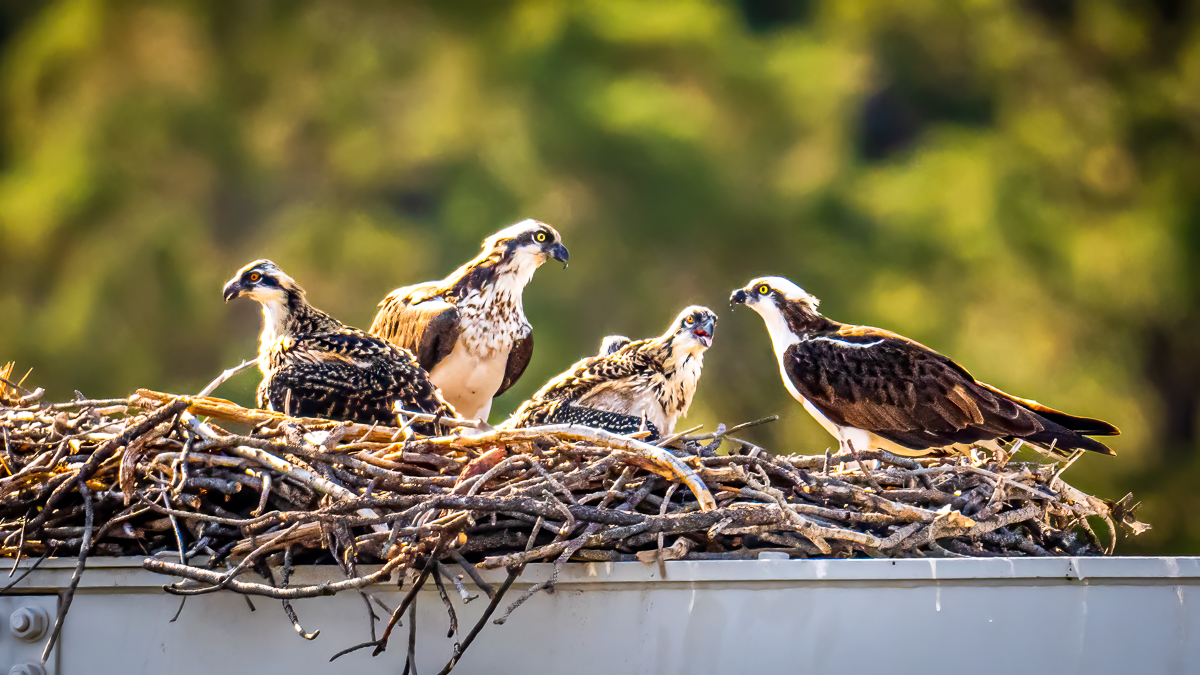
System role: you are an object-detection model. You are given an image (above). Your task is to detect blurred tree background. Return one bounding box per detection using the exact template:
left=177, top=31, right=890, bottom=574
left=0, top=0, right=1196, bottom=553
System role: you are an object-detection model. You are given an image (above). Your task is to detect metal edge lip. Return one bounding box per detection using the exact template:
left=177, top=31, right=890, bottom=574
left=8, top=556, right=1200, bottom=591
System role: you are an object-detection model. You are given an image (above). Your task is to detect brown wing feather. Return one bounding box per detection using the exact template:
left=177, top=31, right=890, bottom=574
left=783, top=328, right=1115, bottom=454
left=783, top=333, right=1050, bottom=451
left=497, top=333, right=533, bottom=398
left=261, top=330, right=455, bottom=428
left=831, top=325, right=1118, bottom=437
left=974, top=382, right=1120, bottom=436
left=507, top=340, right=654, bottom=427
left=370, top=285, right=462, bottom=372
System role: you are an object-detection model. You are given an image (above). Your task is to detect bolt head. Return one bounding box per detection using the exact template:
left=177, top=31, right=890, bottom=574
left=10, top=664, right=45, bottom=675
left=9, top=606, right=47, bottom=642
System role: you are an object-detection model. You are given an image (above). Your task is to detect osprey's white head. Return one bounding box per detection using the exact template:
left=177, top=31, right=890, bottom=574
left=731, top=276, right=820, bottom=310
left=730, top=276, right=822, bottom=358
left=222, top=259, right=304, bottom=341
left=222, top=259, right=336, bottom=352
left=222, top=259, right=302, bottom=307
left=437, top=219, right=569, bottom=305
left=661, top=305, right=718, bottom=355
left=482, top=219, right=569, bottom=277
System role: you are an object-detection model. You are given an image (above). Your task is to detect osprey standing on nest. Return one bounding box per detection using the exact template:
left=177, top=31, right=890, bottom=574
left=730, top=276, right=1119, bottom=458
left=503, top=306, right=718, bottom=440
left=370, top=220, right=568, bottom=423
left=223, top=260, right=455, bottom=429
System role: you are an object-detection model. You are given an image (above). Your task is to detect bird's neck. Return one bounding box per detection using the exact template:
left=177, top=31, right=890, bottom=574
left=447, top=250, right=540, bottom=298
left=260, top=291, right=340, bottom=350
left=483, top=258, right=538, bottom=314
left=446, top=261, right=538, bottom=360
left=439, top=248, right=537, bottom=317
left=782, top=300, right=833, bottom=335
left=651, top=333, right=705, bottom=373
left=761, top=304, right=837, bottom=361
left=666, top=346, right=704, bottom=376
left=448, top=254, right=539, bottom=349
left=653, top=338, right=705, bottom=434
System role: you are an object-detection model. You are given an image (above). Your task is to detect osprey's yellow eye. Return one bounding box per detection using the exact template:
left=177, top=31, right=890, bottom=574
left=249, top=273, right=261, bottom=283
left=757, top=284, right=769, bottom=295
left=535, top=232, right=548, bottom=243
left=686, top=316, right=694, bottom=325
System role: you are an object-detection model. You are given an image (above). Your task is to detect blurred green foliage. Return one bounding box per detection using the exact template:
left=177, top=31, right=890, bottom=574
left=0, top=0, right=1197, bottom=553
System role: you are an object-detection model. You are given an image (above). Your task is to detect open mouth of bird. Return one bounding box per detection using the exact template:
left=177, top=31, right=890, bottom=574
left=693, top=329, right=712, bottom=348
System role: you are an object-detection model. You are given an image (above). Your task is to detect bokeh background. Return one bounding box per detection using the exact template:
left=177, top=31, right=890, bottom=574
left=0, top=0, right=1196, bottom=553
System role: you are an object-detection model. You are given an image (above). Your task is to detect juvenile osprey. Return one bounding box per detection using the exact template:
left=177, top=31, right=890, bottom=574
left=598, top=335, right=632, bottom=356
left=223, top=260, right=455, bottom=429
left=370, top=220, right=568, bottom=422
left=503, top=307, right=717, bottom=440
left=731, top=277, right=1119, bottom=458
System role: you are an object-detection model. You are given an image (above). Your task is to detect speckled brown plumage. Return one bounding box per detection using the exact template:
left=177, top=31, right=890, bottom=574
left=369, top=220, right=568, bottom=422
left=504, top=307, right=717, bottom=440
left=732, top=276, right=1119, bottom=458
left=223, top=260, right=455, bottom=430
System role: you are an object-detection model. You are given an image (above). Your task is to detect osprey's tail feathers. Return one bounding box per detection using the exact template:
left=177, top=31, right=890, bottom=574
left=1022, top=428, right=1116, bottom=457
left=976, top=382, right=1120, bottom=437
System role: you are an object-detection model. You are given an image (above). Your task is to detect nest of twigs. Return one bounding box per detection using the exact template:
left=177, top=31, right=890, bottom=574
left=0, top=362, right=1148, bottom=670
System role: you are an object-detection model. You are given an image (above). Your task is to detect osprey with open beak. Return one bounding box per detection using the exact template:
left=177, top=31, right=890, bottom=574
left=731, top=276, right=1118, bottom=458
left=503, top=306, right=717, bottom=440
left=370, top=220, right=568, bottom=423
left=223, top=259, right=455, bottom=430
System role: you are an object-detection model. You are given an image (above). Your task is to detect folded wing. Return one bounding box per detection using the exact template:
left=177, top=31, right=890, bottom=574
left=263, top=332, right=453, bottom=426
left=370, top=285, right=462, bottom=372
left=783, top=331, right=1115, bottom=455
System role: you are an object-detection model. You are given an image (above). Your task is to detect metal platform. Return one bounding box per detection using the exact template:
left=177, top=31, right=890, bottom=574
left=3, top=556, right=1199, bottom=674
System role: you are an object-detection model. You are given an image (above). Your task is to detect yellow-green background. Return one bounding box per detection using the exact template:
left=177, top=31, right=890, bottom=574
left=0, top=0, right=1196, bottom=553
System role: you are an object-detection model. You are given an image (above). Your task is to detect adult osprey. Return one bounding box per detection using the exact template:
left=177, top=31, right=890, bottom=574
left=503, top=306, right=717, bottom=440
left=730, top=276, right=1118, bottom=458
left=223, top=260, right=455, bottom=430
left=370, top=220, right=568, bottom=422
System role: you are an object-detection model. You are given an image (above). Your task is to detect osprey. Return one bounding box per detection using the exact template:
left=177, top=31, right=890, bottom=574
left=730, top=276, right=1119, bottom=458
left=598, top=335, right=632, bottom=356
left=223, top=260, right=455, bottom=429
left=503, top=306, right=717, bottom=440
left=370, top=220, right=568, bottom=422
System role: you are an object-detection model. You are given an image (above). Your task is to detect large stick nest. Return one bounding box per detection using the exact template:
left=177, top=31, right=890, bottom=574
left=0, top=363, right=1148, bottom=668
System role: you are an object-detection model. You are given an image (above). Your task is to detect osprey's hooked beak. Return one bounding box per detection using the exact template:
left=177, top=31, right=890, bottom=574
left=692, top=316, right=715, bottom=348
left=223, top=278, right=247, bottom=302
left=549, top=242, right=569, bottom=268
left=729, top=289, right=749, bottom=307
